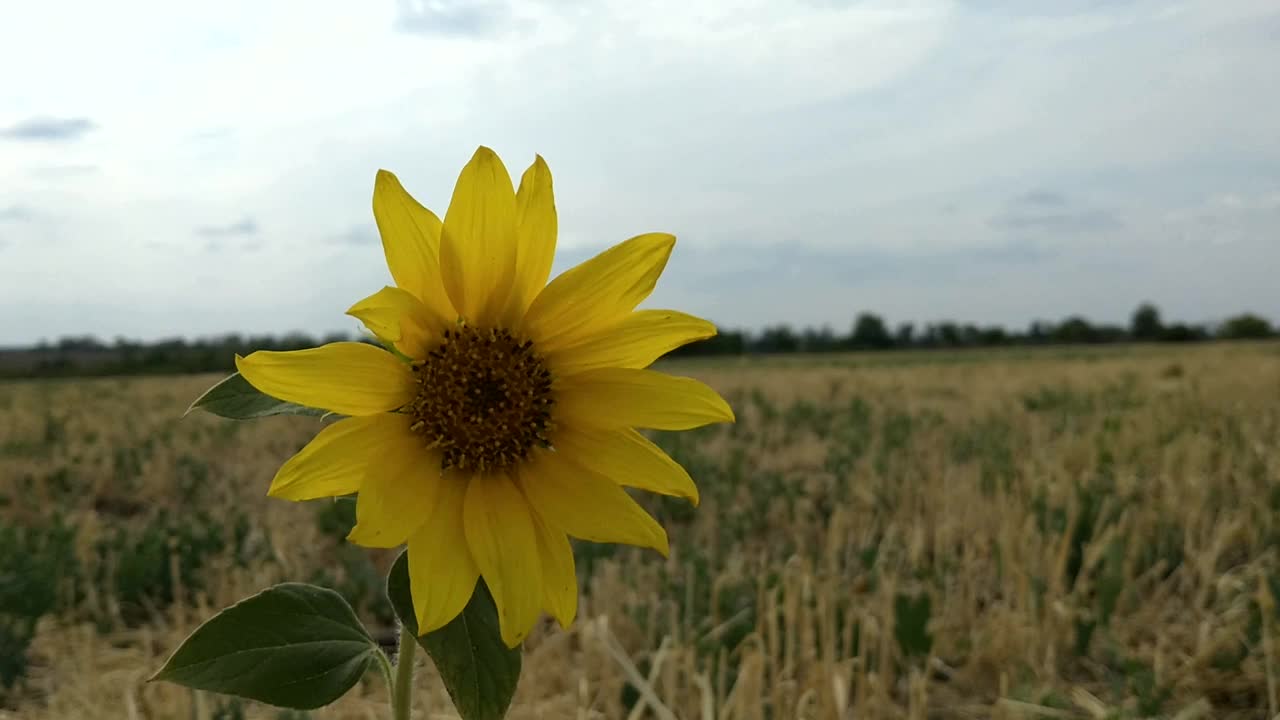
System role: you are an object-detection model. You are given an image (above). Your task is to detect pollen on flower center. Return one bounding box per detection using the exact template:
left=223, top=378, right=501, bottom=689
left=406, top=325, right=554, bottom=473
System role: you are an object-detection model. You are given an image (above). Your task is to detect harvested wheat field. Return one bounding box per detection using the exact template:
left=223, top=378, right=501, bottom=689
left=2, top=341, right=1278, bottom=719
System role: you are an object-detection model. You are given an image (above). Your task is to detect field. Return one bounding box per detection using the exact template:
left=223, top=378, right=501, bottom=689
left=2, top=342, right=1278, bottom=719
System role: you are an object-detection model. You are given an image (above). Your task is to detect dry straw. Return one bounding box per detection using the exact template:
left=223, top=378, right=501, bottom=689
left=2, top=341, right=1278, bottom=718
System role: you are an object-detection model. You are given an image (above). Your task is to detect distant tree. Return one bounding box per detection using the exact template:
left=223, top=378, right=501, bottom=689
left=799, top=325, right=837, bottom=353
left=756, top=325, right=799, bottom=353
left=1130, top=302, right=1163, bottom=341
left=918, top=324, right=940, bottom=347
left=1161, top=323, right=1207, bottom=342
left=937, top=322, right=961, bottom=347
left=1217, top=313, right=1273, bottom=340
left=1094, top=324, right=1128, bottom=343
left=707, top=329, right=746, bottom=355
left=279, top=332, right=318, bottom=350
left=894, top=323, right=916, bottom=348
left=851, top=313, right=893, bottom=349
left=1027, top=320, right=1054, bottom=344
left=1054, top=316, right=1099, bottom=344
left=671, top=326, right=745, bottom=356
left=57, top=335, right=105, bottom=352
left=247, top=334, right=277, bottom=351
left=978, top=326, right=1009, bottom=345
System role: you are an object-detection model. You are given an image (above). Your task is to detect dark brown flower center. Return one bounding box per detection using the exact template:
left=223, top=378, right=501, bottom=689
left=406, top=325, right=554, bottom=473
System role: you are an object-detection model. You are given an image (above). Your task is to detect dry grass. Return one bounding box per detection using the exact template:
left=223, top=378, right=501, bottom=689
left=1, top=341, right=1278, bottom=719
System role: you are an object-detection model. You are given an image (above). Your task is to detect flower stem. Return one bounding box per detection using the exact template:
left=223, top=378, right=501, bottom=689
left=375, top=648, right=395, bottom=701
left=392, top=622, right=417, bottom=720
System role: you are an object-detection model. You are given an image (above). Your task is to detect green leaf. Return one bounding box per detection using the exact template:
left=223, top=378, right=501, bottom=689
left=151, top=583, right=379, bottom=709
left=387, top=550, right=521, bottom=720
left=185, top=372, right=328, bottom=420
left=893, top=591, right=934, bottom=659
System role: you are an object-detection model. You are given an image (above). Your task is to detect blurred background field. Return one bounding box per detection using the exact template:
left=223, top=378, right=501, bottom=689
left=5, top=2, right=1280, bottom=718
left=2, top=341, right=1278, bottom=719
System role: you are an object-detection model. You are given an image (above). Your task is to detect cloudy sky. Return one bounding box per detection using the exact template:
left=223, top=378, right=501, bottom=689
left=1, top=0, right=1277, bottom=345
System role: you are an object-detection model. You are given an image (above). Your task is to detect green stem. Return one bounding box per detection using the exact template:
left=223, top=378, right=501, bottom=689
left=392, top=623, right=418, bottom=720
left=375, top=648, right=395, bottom=703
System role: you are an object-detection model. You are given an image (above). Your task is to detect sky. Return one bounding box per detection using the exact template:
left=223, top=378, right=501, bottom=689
left=1, top=0, right=1277, bottom=345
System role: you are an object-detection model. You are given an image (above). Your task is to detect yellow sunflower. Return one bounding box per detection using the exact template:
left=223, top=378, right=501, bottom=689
left=236, top=146, right=734, bottom=647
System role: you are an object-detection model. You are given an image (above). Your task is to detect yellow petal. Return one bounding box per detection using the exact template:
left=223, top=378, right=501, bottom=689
left=347, top=423, right=440, bottom=548
left=440, top=146, right=518, bottom=327
left=521, top=233, right=675, bottom=352
left=235, top=342, right=417, bottom=416
left=372, top=170, right=457, bottom=323
left=407, top=474, right=479, bottom=634
left=463, top=473, right=542, bottom=647
left=554, top=367, right=735, bottom=431
left=546, top=309, right=717, bottom=376
left=502, top=155, right=557, bottom=324
left=552, top=426, right=699, bottom=506
left=518, top=450, right=669, bottom=557
left=530, top=508, right=577, bottom=629
left=346, top=285, right=437, bottom=359
left=267, top=414, right=409, bottom=501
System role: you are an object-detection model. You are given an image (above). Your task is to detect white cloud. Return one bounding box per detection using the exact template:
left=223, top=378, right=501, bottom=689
left=0, top=0, right=1277, bottom=343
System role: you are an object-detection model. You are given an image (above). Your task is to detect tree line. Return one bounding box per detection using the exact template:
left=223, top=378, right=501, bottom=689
left=0, top=303, right=1273, bottom=379
left=668, top=304, right=1275, bottom=357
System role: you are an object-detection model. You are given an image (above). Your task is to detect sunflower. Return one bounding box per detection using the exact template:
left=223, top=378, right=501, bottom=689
left=236, top=147, right=734, bottom=647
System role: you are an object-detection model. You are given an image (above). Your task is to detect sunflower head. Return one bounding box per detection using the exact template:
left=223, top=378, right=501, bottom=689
left=405, top=324, right=554, bottom=473
left=236, top=146, right=735, bottom=647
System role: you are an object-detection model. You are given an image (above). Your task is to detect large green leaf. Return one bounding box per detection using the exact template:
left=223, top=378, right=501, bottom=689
left=151, top=583, right=379, bottom=709
left=185, top=372, right=328, bottom=420
left=387, top=550, right=521, bottom=720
